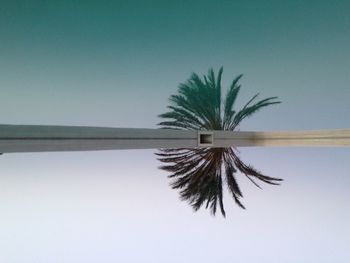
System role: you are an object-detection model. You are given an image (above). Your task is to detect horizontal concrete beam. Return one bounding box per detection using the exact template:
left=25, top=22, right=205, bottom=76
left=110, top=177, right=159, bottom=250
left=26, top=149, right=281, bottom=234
left=0, top=124, right=349, bottom=153
left=0, top=124, right=197, bottom=153
left=213, top=129, right=350, bottom=147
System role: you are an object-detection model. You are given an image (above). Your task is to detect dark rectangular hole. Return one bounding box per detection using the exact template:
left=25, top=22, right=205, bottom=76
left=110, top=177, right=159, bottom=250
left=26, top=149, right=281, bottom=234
left=200, top=134, right=213, bottom=144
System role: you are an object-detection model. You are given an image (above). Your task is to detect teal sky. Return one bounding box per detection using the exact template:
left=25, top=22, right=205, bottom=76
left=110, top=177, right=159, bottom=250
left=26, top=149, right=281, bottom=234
left=0, top=1, right=349, bottom=262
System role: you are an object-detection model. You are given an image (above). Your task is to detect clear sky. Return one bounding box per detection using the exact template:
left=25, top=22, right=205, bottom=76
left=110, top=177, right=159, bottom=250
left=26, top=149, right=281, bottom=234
left=0, top=1, right=349, bottom=262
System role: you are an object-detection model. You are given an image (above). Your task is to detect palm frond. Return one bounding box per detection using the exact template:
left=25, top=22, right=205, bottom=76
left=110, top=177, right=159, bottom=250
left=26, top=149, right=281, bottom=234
left=223, top=74, right=242, bottom=130
left=230, top=96, right=281, bottom=130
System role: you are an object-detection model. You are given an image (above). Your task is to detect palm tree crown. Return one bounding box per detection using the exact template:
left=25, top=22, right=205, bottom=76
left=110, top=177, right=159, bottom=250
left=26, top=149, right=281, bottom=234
left=156, top=67, right=282, bottom=217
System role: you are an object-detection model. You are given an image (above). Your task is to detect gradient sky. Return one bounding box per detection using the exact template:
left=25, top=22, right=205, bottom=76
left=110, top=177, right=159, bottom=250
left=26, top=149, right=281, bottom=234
left=0, top=1, right=349, bottom=262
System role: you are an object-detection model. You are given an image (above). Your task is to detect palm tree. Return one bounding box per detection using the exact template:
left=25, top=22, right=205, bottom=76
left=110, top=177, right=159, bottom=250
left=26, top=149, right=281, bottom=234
left=156, top=67, right=282, bottom=217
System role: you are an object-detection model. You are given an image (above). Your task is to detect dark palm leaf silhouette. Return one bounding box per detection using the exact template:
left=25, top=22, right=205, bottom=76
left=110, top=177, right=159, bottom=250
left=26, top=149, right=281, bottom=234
left=156, top=67, right=282, bottom=217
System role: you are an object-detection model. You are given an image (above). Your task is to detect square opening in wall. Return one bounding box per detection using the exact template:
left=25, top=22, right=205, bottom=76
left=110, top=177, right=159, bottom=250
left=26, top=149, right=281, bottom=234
left=198, top=132, right=213, bottom=146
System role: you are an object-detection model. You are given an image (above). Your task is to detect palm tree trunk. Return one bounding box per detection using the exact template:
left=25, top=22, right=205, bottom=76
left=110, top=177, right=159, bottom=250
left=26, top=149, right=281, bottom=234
left=0, top=124, right=349, bottom=153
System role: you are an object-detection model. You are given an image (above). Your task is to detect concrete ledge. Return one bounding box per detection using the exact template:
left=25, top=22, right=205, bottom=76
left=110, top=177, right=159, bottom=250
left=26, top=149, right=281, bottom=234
left=213, top=129, right=350, bottom=147
left=1, top=124, right=349, bottom=153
